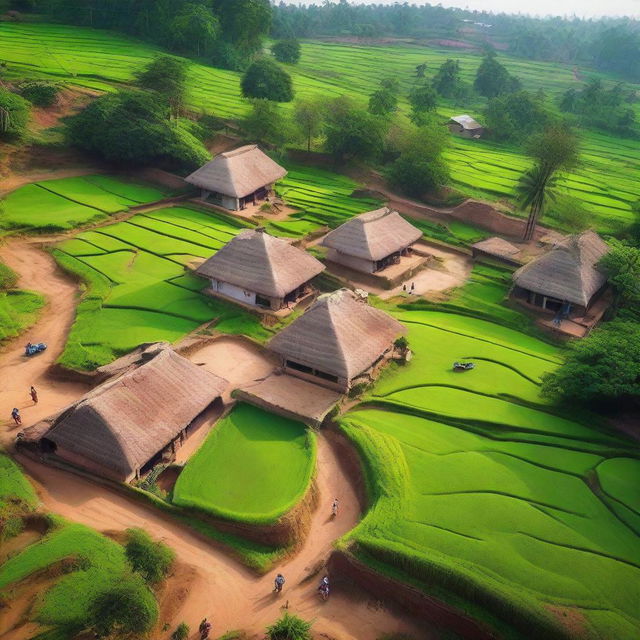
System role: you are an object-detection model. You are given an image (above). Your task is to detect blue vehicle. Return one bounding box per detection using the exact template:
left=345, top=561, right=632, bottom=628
left=25, top=342, right=47, bottom=356
left=453, top=361, right=475, bottom=372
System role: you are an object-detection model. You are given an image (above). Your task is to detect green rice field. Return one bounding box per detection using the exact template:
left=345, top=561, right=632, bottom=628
left=0, top=289, right=45, bottom=343
left=1, top=174, right=171, bottom=232
left=340, top=309, right=640, bottom=639
left=1, top=23, right=638, bottom=229
left=52, top=205, right=272, bottom=370
left=173, top=404, right=316, bottom=525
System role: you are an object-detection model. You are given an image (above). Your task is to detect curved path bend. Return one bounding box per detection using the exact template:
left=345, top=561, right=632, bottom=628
left=0, top=238, right=428, bottom=639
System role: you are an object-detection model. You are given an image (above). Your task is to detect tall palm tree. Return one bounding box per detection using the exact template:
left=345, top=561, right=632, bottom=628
left=517, top=165, right=559, bottom=242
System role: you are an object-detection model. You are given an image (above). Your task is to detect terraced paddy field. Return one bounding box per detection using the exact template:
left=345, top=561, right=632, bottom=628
left=1, top=174, right=172, bottom=232
left=2, top=23, right=639, bottom=227
left=340, top=310, right=640, bottom=639
left=173, top=404, right=316, bottom=525
left=52, top=206, right=272, bottom=370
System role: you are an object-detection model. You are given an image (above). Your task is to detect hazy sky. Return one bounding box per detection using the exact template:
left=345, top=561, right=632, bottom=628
left=285, top=0, right=640, bottom=19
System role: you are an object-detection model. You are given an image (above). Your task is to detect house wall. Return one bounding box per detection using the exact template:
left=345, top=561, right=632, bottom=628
left=282, top=364, right=348, bottom=392
left=53, top=446, right=131, bottom=483
left=326, top=249, right=376, bottom=274
left=212, top=279, right=257, bottom=306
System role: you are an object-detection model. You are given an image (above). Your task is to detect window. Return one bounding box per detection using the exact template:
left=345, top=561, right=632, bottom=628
left=286, top=360, right=313, bottom=374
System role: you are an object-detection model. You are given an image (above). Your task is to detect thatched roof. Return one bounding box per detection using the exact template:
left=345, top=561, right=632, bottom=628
left=185, top=145, right=287, bottom=198
left=44, top=344, right=228, bottom=478
left=450, top=115, right=483, bottom=130
left=321, top=208, right=422, bottom=261
left=268, top=288, right=405, bottom=379
left=472, top=237, right=521, bottom=259
left=196, top=228, right=324, bottom=298
left=513, top=230, right=609, bottom=307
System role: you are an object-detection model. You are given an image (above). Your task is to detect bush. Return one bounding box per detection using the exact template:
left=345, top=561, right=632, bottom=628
left=272, top=39, right=301, bottom=64
left=171, top=622, right=189, bottom=640
left=266, top=613, right=312, bottom=640
left=125, top=527, right=175, bottom=585
left=0, top=89, right=30, bottom=140
left=241, top=58, right=294, bottom=102
left=0, top=260, right=18, bottom=290
left=19, top=81, right=59, bottom=107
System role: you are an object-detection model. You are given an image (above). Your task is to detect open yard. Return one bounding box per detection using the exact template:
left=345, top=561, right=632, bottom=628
left=339, top=309, right=640, bottom=639
left=173, top=404, right=316, bottom=525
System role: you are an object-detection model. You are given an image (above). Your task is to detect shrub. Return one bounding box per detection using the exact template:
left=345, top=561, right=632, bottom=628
left=272, top=39, right=301, bottom=64
left=171, top=622, right=189, bottom=640
left=0, top=89, right=30, bottom=140
left=19, top=81, right=59, bottom=107
left=124, top=528, right=175, bottom=585
left=241, top=58, right=294, bottom=102
left=266, top=613, right=312, bottom=640
left=0, top=260, right=18, bottom=290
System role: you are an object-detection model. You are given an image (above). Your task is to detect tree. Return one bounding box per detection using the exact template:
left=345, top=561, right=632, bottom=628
left=368, top=78, right=399, bottom=117
left=484, top=90, right=548, bottom=141
left=66, top=90, right=209, bottom=172
left=324, top=97, right=386, bottom=163
left=518, top=126, right=580, bottom=241
left=170, top=3, right=220, bottom=57
left=241, top=58, right=294, bottom=103
left=293, top=96, right=326, bottom=151
left=387, top=120, right=449, bottom=198
left=136, top=55, right=188, bottom=119
left=541, top=321, right=640, bottom=407
left=474, top=53, right=521, bottom=98
left=242, top=99, right=292, bottom=148
left=213, top=0, right=272, bottom=53
left=272, top=39, right=301, bottom=64
left=0, top=89, right=29, bottom=141
left=432, top=59, right=461, bottom=98
left=19, top=81, right=59, bottom=107
left=408, top=82, right=437, bottom=125
left=599, top=242, right=640, bottom=317
left=266, top=613, right=313, bottom=640
left=415, top=62, right=427, bottom=78
left=89, top=579, right=158, bottom=638
left=125, top=528, right=175, bottom=585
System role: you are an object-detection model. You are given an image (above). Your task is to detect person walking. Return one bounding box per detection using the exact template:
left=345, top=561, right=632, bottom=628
left=274, top=573, right=286, bottom=593
left=11, top=408, right=21, bottom=426
left=30, top=386, right=38, bottom=404
left=199, top=618, right=211, bottom=639
left=410, top=282, right=415, bottom=293
left=331, top=498, right=339, bottom=517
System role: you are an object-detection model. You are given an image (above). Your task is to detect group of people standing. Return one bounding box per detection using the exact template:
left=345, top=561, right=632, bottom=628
left=10, top=386, right=38, bottom=426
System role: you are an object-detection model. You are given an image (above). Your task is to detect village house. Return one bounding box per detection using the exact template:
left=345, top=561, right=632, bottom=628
left=511, top=230, right=610, bottom=315
left=447, top=115, right=484, bottom=139
left=321, top=208, right=422, bottom=274
left=471, top=236, right=522, bottom=266
left=17, top=344, right=228, bottom=483
left=268, top=288, right=405, bottom=392
left=196, top=228, right=325, bottom=311
left=185, top=145, right=287, bottom=211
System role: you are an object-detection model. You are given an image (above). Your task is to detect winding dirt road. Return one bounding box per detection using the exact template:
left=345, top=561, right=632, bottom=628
left=0, top=239, right=429, bottom=639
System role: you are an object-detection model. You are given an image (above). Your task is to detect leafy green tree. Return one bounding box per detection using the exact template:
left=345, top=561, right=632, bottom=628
left=125, top=528, right=175, bottom=585
left=272, top=39, right=301, bottom=64
left=19, top=81, right=59, bottom=107
left=474, top=53, right=521, bottom=98
left=0, top=89, right=29, bottom=140
left=293, top=95, right=326, bottom=151
left=518, top=126, right=580, bottom=241
left=368, top=78, right=399, bottom=117
left=387, top=119, right=449, bottom=198
left=541, top=321, right=640, bottom=406
left=485, top=90, right=548, bottom=141
left=213, top=0, right=272, bottom=53
left=266, top=613, right=313, bottom=640
left=324, top=97, right=386, bottom=163
left=136, top=55, right=188, bottom=119
left=170, top=3, right=220, bottom=57
left=241, top=58, right=294, bottom=103
left=415, top=62, right=427, bottom=78
left=407, top=82, right=437, bottom=125
left=432, top=58, right=461, bottom=98
left=599, top=242, right=640, bottom=316
left=66, top=90, right=209, bottom=172
left=242, top=99, right=292, bottom=149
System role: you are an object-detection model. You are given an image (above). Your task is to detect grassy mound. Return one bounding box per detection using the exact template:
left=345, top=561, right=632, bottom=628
left=173, top=404, right=316, bottom=525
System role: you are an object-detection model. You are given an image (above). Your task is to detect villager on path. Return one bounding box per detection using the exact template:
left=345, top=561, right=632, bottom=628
left=332, top=498, right=339, bottom=517
left=199, top=618, right=212, bottom=640
left=411, top=282, right=415, bottom=293
left=11, top=407, right=21, bottom=426
left=30, top=386, right=38, bottom=404
left=274, top=573, right=286, bottom=593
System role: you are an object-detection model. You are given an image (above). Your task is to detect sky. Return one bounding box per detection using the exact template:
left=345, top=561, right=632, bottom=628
left=285, top=0, right=640, bottom=19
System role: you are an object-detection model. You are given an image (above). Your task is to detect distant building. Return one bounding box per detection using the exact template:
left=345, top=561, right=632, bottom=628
left=321, top=208, right=422, bottom=274
left=268, top=288, right=405, bottom=392
left=512, top=230, right=610, bottom=314
left=196, top=228, right=325, bottom=311
left=18, top=344, right=228, bottom=483
left=448, top=115, right=484, bottom=139
left=471, top=237, right=522, bottom=266
left=185, top=145, right=287, bottom=211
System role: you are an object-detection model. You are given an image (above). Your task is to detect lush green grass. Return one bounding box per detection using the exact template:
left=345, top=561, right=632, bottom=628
left=52, top=206, right=273, bottom=370
left=173, top=404, right=316, bottom=525
left=0, top=452, right=38, bottom=517
left=0, top=289, right=45, bottom=342
left=1, top=175, right=170, bottom=232
left=340, top=307, right=640, bottom=639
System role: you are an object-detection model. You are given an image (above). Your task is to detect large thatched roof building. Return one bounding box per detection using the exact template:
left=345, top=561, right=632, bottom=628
left=512, top=230, right=610, bottom=312
left=185, top=145, right=287, bottom=211
left=197, top=228, right=325, bottom=311
left=448, top=115, right=484, bottom=138
left=20, top=344, right=227, bottom=482
left=321, top=208, right=422, bottom=274
left=268, top=288, right=405, bottom=392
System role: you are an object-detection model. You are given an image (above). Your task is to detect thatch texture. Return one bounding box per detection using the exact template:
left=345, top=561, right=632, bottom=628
left=45, top=344, right=228, bottom=479
left=185, top=145, right=287, bottom=198
left=513, top=230, right=609, bottom=307
left=196, top=229, right=325, bottom=298
left=472, top=237, right=521, bottom=259
left=450, top=115, right=483, bottom=130
left=321, top=208, right=422, bottom=261
left=268, top=288, right=405, bottom=379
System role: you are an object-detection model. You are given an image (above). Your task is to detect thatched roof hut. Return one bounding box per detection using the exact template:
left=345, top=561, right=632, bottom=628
left=196, top=229, right=324, bottom=310
left=513, top=230, right=609, bottom=308
left=448, top=115, right=484, bottom=138
left=38, top=344, right=227, bottom=482
left=471, top=237, right=522, bottom=265
left=268, top=288, right=405, bottom=391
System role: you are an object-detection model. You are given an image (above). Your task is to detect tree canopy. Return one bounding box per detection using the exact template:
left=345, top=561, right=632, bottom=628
left=136, top=55, right=188, bottom=119
left=485, top=90, right=548, bottom=141
left=0, top=90, right=30, bottom=141
left=293, top=95, right=326, bottom=151
left=407, top=82, right=437, bottom=125
left=599, top=242, right=640, bottom=319
left=242, top=99, right=292, bottom=149
left=272, top=39, right=301, bottom=64
left=474, top=53, right=521, bottom=98
left=241, top=58, right=294, bottom=103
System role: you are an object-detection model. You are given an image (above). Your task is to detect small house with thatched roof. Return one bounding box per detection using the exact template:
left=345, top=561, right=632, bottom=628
left=512, top=230, right=610, bottom=314
left=268, top=288, right=405, bottom=392
left=19, top=344, right=227, bottom=483
left=196, top=228, right=325, bottom=311
left=321, top=208, right=422, bottom=274
left=185, top=145, right=287, bottom=211
left=471, top=237, right=522, bottom=266
left=448, top=115, right=484, bottom=138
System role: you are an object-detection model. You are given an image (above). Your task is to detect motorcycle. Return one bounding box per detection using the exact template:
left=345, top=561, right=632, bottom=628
left=452, top=361, right=475, bottom=372
left=318, top=577, right=330, bottom=601
left=25, top=342, right=47, bottom=357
